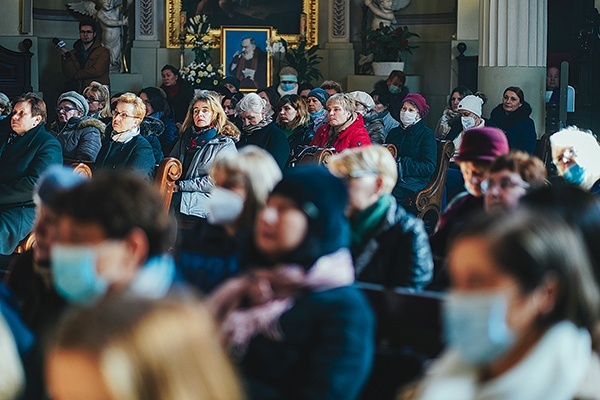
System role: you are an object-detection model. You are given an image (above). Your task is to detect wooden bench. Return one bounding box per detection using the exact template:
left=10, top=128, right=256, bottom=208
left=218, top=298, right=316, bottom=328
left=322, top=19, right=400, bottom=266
left=402, top=140, right=454, bottom=234
left=358, top=283, right=445, bottom=400
left=154, top=157, right=183, bottom=212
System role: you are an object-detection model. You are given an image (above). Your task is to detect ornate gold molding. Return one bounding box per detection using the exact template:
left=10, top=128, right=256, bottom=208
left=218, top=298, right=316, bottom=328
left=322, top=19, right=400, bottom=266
left=166, top=0, right=318, bottom=48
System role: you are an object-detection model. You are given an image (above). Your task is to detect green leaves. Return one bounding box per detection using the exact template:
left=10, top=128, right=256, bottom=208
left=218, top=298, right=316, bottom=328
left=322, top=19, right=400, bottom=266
left=363, top=24, right=420, bottom=62
left=281, top=39, right=323, bottom=83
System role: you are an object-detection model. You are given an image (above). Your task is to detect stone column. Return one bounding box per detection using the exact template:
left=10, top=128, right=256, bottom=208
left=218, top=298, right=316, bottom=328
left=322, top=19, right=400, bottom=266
left=129, top=0, right=161, bottom=89
left=478, top=0, right=547, bottom=135
left=322, top=0, right=355, bottom=88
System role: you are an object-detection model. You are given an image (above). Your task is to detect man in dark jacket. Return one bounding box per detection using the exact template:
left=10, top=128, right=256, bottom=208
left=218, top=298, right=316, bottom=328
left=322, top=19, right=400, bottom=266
left=0, top=93, right=63, bottom=255
left=60, top=20, right=110, bottom=93
left=329, top=145, right=433, bottom=290
left=372, top=70, right=409, bottom=122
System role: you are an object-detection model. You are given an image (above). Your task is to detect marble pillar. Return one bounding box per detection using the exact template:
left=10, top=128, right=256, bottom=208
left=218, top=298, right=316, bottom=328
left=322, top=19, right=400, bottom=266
left=322, top=0, right=355, bottom=88
left=130, top=0, right=161, bottom=89
left=478, top=0, right=547, bottom=135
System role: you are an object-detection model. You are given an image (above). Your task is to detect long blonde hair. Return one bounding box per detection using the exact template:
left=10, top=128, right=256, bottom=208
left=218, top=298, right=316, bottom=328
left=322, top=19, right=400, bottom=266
left=48, top=295, right=243, bottom=400
left=83, top=81, right=112, bottom=118
left=181, top=90, right=233, bottom=138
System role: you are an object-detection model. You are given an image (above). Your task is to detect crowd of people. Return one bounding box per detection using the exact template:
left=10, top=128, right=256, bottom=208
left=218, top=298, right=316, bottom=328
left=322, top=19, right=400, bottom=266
left=1, top=52, right=600, bottom=400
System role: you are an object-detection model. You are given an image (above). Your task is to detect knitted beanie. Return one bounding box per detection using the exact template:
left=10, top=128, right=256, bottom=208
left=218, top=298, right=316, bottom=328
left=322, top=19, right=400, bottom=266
left=34, top=165, right=87, bottom=207
left=455, top=127, right=510, bottom=163
left=402, top=93, right=430, bottom=118
left=307, top=88, right=329, bottom=108
left=457, top=95, right=483, bottom=118
left=58, top=91, right=89, bottom=116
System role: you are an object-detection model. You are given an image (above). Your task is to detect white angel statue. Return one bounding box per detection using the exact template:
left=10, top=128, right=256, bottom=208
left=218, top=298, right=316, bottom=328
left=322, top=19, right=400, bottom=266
left=364, top=0, right=411, bottom=29
left=68, top=0, right=131, bottom=73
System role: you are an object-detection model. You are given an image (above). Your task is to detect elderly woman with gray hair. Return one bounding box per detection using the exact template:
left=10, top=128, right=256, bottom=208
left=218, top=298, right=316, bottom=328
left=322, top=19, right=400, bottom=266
left=235, top=92, right=289, bottom=170
left=550, top=126, right=600, bottom=195
left=0, top=92, right=11, bottom=121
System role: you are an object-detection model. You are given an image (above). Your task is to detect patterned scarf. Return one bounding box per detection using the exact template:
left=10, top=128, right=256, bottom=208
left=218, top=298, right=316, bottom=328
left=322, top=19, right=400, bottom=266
left=242, top=115, right=272, bottom=133
left=209, top=249, right=354, bottom=358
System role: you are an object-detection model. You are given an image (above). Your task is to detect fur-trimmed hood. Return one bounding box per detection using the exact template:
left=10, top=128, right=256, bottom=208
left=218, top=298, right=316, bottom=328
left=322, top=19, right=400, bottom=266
left=51, top=116, right=106, bottom=135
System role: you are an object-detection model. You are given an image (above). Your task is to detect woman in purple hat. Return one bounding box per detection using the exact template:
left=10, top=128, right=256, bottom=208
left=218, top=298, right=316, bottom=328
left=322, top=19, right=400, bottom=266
left=385, top=93, right=437, bottom=206
left=429, top=126, right=509, bottom=289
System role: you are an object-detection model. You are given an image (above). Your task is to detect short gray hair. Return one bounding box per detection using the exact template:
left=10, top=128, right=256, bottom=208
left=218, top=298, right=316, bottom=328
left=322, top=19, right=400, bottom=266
left=235, top=93, right=265, bottom=116
left=0, top=92, right=11, bottom=116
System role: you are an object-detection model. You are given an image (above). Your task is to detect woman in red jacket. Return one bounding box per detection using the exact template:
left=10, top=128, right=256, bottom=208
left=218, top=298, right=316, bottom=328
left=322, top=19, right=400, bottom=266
left=310, top=93, right=371, bottom=152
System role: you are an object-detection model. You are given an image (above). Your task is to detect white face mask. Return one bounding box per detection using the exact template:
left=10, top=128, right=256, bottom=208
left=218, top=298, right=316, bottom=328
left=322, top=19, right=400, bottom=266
left=400, top=110, right=420, bottom=127
left=461, top=116, right=477, bottom=130
left=207, top=187, right=245, bottom=226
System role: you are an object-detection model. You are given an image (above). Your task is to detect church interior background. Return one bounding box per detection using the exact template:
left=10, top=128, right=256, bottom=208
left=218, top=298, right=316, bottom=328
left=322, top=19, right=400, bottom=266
left=0, top=0, right=599, bottom=135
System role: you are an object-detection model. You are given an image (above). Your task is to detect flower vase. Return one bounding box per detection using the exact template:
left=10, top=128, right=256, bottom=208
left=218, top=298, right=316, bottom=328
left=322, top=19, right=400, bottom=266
left=372, top=62, right=405, bottom=76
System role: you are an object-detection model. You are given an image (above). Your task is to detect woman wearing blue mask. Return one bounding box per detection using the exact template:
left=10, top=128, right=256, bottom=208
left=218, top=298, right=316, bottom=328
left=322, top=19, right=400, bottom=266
left=412, top=211, right=600, bottom=399
left=175, top=146, right=282, bottom=294
left=385, top=93, right=437, bottom=206
left=550, top=126, right=600, bottom=196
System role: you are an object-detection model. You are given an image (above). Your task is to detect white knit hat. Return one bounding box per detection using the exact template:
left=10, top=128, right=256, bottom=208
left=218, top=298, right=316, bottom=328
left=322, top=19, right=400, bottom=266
left=457, top=95, right=483, bottom=118
left=348, top=91, right=375, bottom=111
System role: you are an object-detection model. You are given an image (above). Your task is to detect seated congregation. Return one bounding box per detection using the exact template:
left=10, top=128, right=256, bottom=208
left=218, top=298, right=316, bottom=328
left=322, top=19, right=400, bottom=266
left=2, top=68, right=600, bottom=400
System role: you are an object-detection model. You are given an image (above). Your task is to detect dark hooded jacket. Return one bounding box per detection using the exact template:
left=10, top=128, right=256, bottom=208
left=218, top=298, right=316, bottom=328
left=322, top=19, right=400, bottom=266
left=374, top=79, right=409, bottom=122
left=488, top=102, right=536, bottom=154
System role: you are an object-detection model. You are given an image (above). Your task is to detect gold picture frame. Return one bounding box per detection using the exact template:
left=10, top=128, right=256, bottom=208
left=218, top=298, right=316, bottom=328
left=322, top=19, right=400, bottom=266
left=166, top=0, right=318, bottom=49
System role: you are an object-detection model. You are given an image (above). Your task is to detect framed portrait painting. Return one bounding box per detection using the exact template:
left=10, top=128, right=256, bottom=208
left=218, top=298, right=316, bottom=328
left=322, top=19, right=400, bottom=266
left=221, top=27, right=272, bottom=92
left=166, top=0, right=318, bottom=48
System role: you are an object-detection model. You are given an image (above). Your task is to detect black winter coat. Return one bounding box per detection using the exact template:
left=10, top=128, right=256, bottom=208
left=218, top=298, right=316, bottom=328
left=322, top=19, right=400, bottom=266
left=353, top=198, right=433, bottom=290
left=237, top=122, right=290, bottom=170
left=488, top=102, right=536, bottom=154
left=386, top=120, right=437, bottom=194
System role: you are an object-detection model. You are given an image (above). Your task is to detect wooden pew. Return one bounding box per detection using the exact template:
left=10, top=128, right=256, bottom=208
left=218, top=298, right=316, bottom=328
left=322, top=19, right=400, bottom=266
left=154, top=157, right=183, bottom=212
left=358, top=282, right=445, bottom=400
left=402, top=140, right=454, bottom=234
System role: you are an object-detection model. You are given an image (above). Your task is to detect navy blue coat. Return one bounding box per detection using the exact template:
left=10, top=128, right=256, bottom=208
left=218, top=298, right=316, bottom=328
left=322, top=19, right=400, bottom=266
left=241, top=286, right=375, bottom=400
left=94, top=134, right=156, bottom=177
left=386, top=120, right=437, bottom=195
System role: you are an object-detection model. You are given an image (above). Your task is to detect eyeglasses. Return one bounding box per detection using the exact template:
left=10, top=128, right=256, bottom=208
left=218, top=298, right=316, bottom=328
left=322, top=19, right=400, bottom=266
left=481, top=178, right=530, bottom=193
left=80, top=30, right=94, bottom=34
left=112, top=110, right=138, bottom=119
left=56, top=106, right=78, bottom=113
left=85, top=97, right=100, bottom=103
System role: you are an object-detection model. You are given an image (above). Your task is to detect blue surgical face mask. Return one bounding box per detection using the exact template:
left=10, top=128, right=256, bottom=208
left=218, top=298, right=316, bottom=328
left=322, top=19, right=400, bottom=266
left=281, top=83, right=296, bottom=92
left=563, top=163, right=585, bottom=185
left=389, top=85, right=402, bottom=95
left=443, top=290, right=515, bottom=364
left=51, top=244, right=109, bottom=305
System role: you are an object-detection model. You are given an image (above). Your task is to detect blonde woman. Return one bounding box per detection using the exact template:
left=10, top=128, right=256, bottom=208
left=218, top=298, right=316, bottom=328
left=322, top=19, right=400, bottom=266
left=94, top=92, right=155, bottom=177
left=170, top=90, right=239, bottom=220
left=176, top=146, right=282, bottom=293
left=329, top=145, right=433, bottom=289
left=46, top=296, right=243, bottom=400
left=83, top=81, right=111, bottom=121
left=310, top=93, right=372, bottom=152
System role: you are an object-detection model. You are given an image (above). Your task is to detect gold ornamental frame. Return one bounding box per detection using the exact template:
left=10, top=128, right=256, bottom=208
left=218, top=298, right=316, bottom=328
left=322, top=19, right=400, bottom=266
left=166, top=0, right=318, bottom=49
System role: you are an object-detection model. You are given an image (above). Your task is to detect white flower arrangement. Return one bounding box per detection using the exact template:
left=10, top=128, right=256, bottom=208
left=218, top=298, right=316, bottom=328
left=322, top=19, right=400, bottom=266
left=180, top=61, right=223, bottom=89
left=180, top=15, right=222, bottom=89
left=266, top=37, right=287, bottom=54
